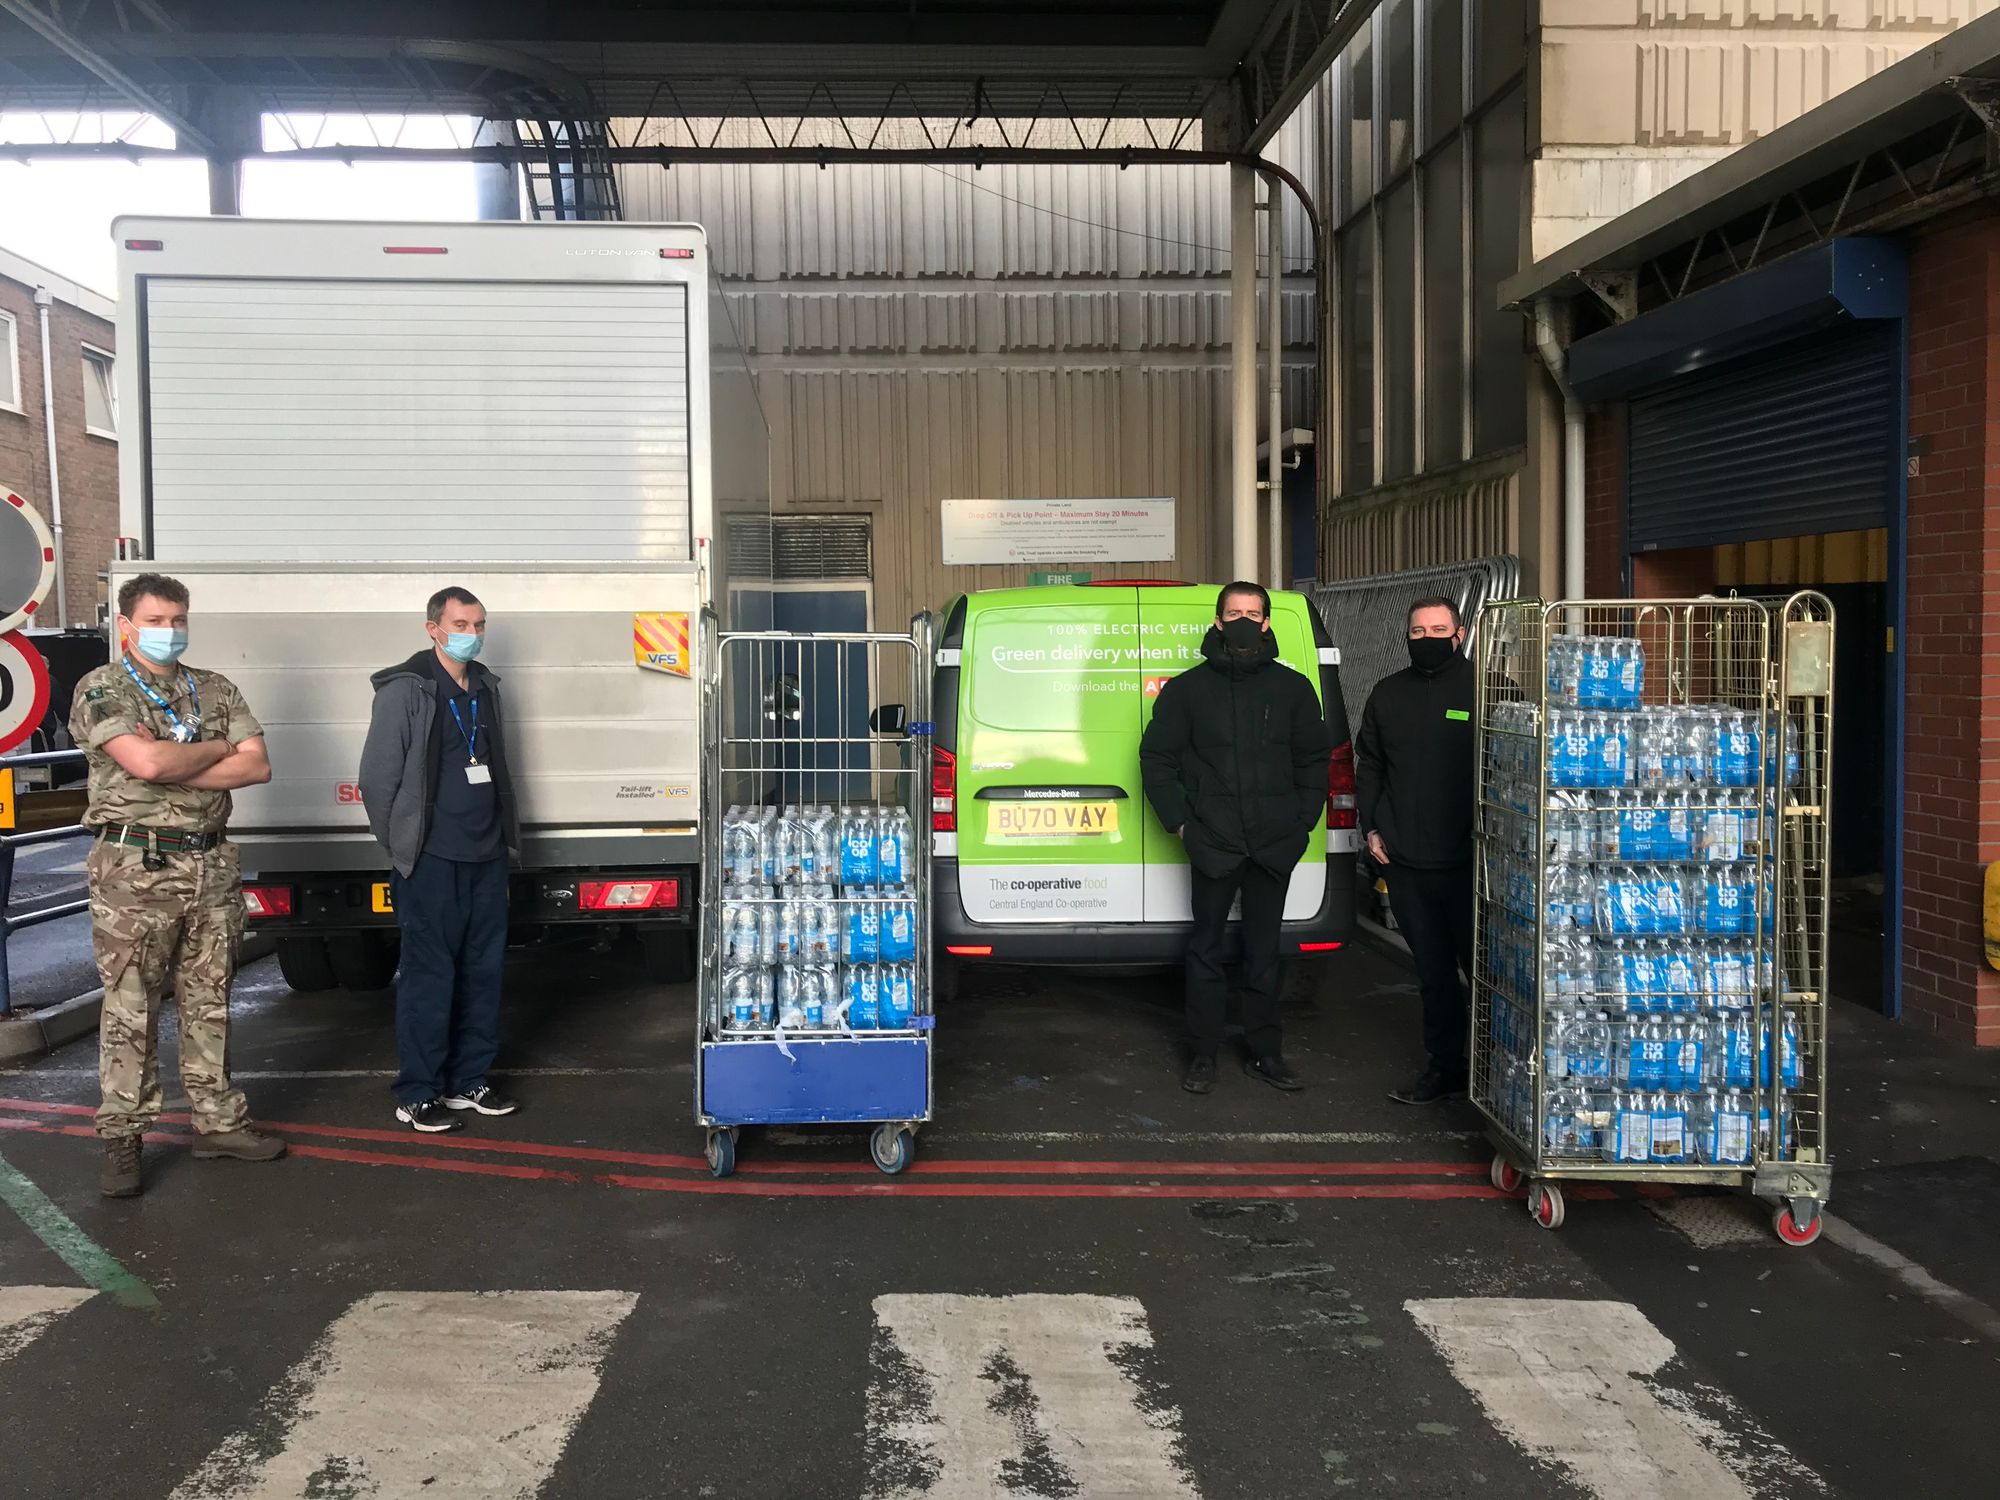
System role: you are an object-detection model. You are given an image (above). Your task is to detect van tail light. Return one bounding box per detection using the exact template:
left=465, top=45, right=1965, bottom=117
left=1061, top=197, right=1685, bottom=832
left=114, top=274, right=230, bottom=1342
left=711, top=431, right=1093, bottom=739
left=1327, top=739, right=1358, bottom=829
left=1298, top=941, right=1344, bottom=953
left=579, top=878, right=681, bottom=911
left=242, top=884, right=294, bottom=918
left=932, top=746, right=958, bottom=833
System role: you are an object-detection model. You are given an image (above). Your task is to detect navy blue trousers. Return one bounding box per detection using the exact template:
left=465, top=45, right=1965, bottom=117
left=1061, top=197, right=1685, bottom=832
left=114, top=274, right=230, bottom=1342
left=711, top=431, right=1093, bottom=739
left=391, top=852, right=508, bottom=1105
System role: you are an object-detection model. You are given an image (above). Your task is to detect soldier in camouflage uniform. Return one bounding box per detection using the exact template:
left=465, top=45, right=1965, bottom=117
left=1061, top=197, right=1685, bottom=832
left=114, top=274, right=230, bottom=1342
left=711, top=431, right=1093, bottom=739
left=71, top=573, right=288, bottom=1197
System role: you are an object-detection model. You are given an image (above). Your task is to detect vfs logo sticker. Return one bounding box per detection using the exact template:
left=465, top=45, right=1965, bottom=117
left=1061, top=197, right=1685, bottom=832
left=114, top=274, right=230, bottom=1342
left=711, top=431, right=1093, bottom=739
left=634, top=612, right=692, bottom=677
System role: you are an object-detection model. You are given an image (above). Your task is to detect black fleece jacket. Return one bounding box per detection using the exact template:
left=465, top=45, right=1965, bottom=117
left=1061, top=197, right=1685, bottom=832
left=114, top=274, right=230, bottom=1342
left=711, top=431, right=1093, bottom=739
left=1354, top=651, right=1476, bottom=870
left=1140, top=626, right=1331, bottom=879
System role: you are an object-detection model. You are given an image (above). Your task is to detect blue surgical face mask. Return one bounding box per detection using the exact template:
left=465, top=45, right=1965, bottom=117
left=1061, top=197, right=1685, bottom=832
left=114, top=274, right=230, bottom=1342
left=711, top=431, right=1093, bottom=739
left=133, top=627, right=188, bottom=667
left=441, top=631, right=483, bottom=664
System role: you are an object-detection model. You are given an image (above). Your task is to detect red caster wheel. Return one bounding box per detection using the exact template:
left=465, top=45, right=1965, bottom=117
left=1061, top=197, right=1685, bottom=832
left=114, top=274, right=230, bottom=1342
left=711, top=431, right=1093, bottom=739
left=1773, top=1202, right=1822, bottom=1247
left=1527, top=1183, right=1566, bottom=1230
left=1490, top=1155, right=1524, bottom=1194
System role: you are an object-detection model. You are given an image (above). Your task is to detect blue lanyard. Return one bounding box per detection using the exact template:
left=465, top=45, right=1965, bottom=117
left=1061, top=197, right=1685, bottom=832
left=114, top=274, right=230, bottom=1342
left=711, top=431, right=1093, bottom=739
left=448, top=695, right=481, bottom=764
left=122, top=656, right=200, bottom=740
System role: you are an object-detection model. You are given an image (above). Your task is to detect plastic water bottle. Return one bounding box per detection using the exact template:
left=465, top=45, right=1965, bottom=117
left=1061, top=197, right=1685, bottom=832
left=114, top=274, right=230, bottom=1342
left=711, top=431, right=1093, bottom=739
left=880, top=963, right=915, bottom=1029
left=756, top=807, right=782, bottom=883
left=1702, top=1089, right=1754, bottom=1165
left=801, top=885, right=838, bottom=965
left=840, top=807, right=880, bottom=887
left=1614, top=638, right=1644, bottom=710
left=877, top=809, right=912, bottom=888
left=724, top=965, right=757, bottom=1031
left=1602, top=1091, right=1652, bottom=1163
left=1661, top=791, right=1694, bottom=862
left=1721, top=1012, right=1755, bottom=1087
left=1543, top=1085, right=1578, bottom=1154
left=1718, top=713, right=1756, bottom=787
left=1662, top=944, right=1701, bottom=1015
left=723, top=807, right=762, bottom=886
left=880, top=891, right=917, bottom=963
left=1594, top=713, right=1628, bottom=788
left=1543, top=1005, right=1573, bottom=1082
left=1650, top=1092, right=1689, bottom=1163
left=777, top=966, right=806, bottom=1029
left=774, top=895, right=804, bottom=966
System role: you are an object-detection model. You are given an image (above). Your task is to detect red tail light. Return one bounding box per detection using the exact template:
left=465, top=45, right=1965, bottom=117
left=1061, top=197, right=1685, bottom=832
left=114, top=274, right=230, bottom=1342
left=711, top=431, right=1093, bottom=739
left=242, top=884, right=294, bottom=918
left=578, top=879, right=681, bottom=911
left=946, top=945, right=993, bottom=957
left=932, top=746, right=958, bottom=833
left=1327, top=739, right=1358, bottom=829
left=1298, top=941, right=1344, bottom=953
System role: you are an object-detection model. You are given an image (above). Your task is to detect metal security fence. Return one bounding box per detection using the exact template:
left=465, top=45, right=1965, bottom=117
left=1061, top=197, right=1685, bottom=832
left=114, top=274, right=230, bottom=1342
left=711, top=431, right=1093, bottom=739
left=1309, top=555, right=1521, bottom=723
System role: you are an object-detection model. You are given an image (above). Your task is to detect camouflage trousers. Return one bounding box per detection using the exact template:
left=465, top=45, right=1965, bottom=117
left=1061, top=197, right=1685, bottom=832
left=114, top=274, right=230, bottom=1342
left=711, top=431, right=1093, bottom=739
left=87, top=838, right=249, bottom=1139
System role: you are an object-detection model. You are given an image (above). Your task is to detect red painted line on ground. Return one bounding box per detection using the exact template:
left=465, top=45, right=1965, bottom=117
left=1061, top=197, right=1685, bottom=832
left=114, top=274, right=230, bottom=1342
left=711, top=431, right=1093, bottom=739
left=0, top=1110, right=1661, bottom=1203
left=0, top=1097, right=94, bottom=1118
left=0, top=1096, right=1483, bottom=1180
left=1, top=1117, right=582, bottom=1184
left=601, top=1173, right=1511, bottom=1200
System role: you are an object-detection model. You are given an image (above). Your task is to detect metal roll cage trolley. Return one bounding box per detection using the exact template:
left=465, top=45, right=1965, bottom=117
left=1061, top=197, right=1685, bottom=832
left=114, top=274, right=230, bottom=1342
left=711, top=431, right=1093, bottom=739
left=695, top=610, right=937, bottom=1177
left=1472, top=594, right=1835, bottom=1245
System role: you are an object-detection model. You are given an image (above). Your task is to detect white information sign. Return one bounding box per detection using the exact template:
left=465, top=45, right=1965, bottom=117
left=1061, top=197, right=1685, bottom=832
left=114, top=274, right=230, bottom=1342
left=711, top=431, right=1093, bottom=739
left=940, top=497, right=1175, bottom=567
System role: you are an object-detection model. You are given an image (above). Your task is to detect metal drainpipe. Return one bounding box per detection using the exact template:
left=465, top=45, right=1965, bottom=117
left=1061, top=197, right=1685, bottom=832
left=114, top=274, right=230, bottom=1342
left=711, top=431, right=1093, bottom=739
left=1230, top=165, right=1259, bottom=582
left=1264, top=179, right=1284, bottom=591
left=1533, top=297, right=1586, bottom=600
left=33, top=287, right=66, bottom=626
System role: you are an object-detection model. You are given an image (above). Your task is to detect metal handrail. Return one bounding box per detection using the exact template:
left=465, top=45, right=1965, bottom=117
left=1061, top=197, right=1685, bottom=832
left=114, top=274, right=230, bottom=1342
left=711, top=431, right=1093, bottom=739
left=1, top=749, right=89, bottom=1018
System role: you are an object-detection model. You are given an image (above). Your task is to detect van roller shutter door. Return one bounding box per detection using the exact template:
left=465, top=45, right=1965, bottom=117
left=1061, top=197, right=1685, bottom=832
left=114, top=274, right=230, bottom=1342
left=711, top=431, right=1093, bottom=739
left=1626, top=321, right=1899, bottom=552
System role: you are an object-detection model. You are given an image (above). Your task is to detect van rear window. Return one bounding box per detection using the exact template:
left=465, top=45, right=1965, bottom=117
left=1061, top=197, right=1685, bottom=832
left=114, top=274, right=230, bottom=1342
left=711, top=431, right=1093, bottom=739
left=964, top=608, right=1183, bottom=732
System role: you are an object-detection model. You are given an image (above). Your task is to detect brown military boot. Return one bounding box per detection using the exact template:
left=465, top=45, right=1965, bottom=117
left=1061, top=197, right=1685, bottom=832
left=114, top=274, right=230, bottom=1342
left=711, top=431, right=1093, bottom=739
left=192, top=1127, right=288, bottom=1162
left=100, top=1137, right=143, bottom=1198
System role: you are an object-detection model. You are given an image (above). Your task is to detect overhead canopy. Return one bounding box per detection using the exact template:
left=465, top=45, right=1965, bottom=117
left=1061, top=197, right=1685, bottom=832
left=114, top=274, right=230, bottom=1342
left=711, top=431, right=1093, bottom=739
left=0, top=0, right=1373, bottom=153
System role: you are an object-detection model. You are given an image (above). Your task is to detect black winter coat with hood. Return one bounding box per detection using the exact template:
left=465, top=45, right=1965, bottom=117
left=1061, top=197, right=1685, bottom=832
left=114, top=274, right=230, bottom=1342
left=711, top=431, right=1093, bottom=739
left=1139, top=625, right=1332, bottom=879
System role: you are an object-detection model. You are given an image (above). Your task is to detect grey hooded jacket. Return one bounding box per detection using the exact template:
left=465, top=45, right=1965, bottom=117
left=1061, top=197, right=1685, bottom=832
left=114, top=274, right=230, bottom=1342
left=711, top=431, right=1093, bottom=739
left=358, top=650, right=521, bottom=877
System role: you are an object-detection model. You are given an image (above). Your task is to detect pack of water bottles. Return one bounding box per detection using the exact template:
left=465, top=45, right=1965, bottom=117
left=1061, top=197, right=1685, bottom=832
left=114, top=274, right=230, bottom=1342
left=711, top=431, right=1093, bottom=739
left=1480, top=629, right=1808, bottom=1168
left=718, top=802, right=920, bottom=1035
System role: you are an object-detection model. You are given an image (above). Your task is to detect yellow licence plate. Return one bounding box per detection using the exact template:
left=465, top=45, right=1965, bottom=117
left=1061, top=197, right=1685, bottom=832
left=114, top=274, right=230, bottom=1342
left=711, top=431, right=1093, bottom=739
left=988, top=801, right=1119, bottom=837
left=371, top=882, right=395, bottom=914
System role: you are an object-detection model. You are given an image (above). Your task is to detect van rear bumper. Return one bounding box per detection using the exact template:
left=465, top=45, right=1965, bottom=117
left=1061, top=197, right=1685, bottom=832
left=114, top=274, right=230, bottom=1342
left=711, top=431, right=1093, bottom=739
left=932, top=859, right=1354, bottom=966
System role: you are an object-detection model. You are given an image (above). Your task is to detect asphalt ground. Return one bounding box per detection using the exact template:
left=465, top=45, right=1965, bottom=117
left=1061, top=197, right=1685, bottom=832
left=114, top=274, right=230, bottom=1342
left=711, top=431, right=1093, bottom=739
left=0, top=933, right=1997, bottom=1498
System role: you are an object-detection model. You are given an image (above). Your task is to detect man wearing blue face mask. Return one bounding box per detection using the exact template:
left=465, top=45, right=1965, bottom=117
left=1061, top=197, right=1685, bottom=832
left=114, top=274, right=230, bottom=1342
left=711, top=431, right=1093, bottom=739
left=359, top=586, right=521, bottom=1133
left=71, top=572, right=285, bottom=1197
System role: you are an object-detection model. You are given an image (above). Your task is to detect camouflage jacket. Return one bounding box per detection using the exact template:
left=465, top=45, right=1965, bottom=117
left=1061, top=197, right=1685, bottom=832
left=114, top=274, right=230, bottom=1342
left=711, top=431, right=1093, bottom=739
left=69, top=655, right=265, bottom=834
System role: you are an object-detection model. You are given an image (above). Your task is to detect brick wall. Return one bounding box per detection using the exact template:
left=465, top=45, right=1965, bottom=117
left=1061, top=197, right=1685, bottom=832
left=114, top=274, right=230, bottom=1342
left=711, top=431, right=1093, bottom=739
left=0, top=274, right=118, bottom=628
left=1582, top=403, right=1626, bottom=596
left=1901, top=215, right=2000, bottom=1046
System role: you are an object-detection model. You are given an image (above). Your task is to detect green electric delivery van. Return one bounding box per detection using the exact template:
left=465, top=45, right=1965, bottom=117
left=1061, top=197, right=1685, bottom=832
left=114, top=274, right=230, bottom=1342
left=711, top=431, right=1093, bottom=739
left=929, top=583, right=1358, bottom=989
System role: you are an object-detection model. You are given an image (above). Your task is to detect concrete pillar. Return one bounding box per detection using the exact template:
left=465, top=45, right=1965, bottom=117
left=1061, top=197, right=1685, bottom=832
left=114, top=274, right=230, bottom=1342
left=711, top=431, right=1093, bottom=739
left=1230, top=164, right=1258, bottom=583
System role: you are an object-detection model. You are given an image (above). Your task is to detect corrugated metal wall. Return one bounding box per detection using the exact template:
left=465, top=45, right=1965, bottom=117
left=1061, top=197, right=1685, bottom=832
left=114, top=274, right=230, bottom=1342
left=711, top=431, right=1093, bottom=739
left=617, top=130, right=1319, bottom=627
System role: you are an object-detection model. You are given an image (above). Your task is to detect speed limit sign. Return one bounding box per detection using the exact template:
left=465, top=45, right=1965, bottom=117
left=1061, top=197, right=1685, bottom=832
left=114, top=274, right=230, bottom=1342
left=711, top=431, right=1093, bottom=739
left=0, top=629, right=52, bottom=756
left=0, top=486, right=57, bottom=635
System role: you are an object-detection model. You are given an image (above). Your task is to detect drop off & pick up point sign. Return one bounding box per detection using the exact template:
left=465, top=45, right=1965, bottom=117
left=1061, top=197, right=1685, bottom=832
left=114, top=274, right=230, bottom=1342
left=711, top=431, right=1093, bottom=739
left=940, top=498, right=1174, bottom=567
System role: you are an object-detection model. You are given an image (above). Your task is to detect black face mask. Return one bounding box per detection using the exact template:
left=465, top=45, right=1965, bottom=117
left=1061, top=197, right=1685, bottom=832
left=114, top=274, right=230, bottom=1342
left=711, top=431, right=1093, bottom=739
left=1408, top=635, right=1458, bottom=674
left=1220, top=617, right=1266, bottom=656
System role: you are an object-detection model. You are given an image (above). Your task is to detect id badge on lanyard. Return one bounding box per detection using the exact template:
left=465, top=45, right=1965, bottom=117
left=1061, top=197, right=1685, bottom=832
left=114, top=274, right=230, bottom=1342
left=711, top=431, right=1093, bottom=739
left=123, top=657, right=202, bottom=743
left=450, top=697, right=492, bottom=784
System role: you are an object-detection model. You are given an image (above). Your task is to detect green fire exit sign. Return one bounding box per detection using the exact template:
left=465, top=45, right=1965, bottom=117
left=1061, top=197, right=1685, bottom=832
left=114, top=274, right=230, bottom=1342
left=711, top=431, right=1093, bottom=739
left=1031, top=571, right=1092, bottom=586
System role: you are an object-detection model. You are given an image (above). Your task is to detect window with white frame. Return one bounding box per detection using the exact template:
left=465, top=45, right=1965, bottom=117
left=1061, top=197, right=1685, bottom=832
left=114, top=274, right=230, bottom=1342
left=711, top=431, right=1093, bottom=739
left=0, top=310, right=20, bottom=414
left=81, top=344, right=116, bottom=438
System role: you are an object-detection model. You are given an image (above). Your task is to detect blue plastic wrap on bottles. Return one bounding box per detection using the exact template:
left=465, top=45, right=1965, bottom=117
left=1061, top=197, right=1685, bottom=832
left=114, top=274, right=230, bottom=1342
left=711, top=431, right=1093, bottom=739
left=842, top=893, right=881, bottom=963
left=845, top=964, right=880, bottom=1030
left=840, top=807, right=880, bottom=886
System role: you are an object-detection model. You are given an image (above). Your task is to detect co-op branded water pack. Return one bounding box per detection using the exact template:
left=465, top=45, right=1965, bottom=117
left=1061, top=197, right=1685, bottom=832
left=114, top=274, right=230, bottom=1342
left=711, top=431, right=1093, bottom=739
left=719, top=802, right=920, bottom=1033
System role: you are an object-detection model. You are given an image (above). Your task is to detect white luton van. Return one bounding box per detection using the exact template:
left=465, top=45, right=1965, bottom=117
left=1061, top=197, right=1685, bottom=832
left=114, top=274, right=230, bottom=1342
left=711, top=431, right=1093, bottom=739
left=110, top=216, right=713, bottom=990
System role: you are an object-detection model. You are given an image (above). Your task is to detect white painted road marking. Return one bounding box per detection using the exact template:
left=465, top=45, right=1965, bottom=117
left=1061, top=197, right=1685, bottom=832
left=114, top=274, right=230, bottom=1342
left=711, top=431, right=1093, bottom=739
left=0, top=1285, right=94, bottom=1362
left=170, top=1290, right=637, bottom=1500
left=1407, top=1298, right=1826, bottom=1499
left=866, top=1293, right=1201, bottom=1499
